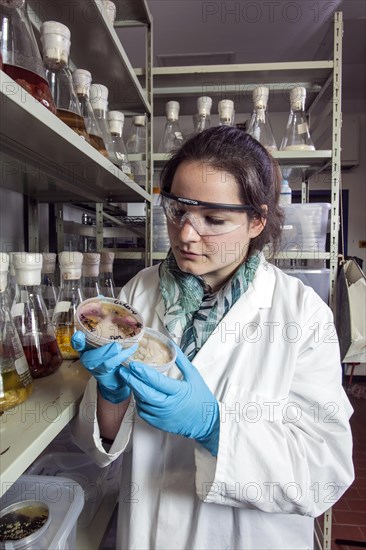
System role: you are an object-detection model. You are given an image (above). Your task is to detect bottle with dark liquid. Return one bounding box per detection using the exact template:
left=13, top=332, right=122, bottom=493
left=0, top=0, right=56, bottom=113
left=11, top=253, right=62, bottom=379
left=73, top=69, right=108, bottom=157
left=52, top=251, right=84, bottom=360
left=40, top=21, right=89, bottom=142
left=0, top=253, right=33, bottom=412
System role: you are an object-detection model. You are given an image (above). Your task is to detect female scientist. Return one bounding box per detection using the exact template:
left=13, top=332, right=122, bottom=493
left=71, top=127, right=354, bottom=549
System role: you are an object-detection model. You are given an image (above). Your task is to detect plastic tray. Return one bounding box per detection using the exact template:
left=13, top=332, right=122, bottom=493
left=280, top=203, right=331, bottom=254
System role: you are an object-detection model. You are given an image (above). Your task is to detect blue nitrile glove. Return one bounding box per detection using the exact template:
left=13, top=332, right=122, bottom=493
left=119, top=343, right=220, bottom=456
left=71, top=331, right=138, bottom=404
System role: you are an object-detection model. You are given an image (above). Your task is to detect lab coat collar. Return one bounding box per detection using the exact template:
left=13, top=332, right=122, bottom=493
left=154, top=253, right=275, bottom=356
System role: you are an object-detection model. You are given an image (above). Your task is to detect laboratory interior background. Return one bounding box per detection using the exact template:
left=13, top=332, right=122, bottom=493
left=0, top=0, right=365, bottom=548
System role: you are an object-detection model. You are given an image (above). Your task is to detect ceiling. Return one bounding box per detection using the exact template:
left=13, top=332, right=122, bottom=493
left=120, top=0, right=366, bottom=106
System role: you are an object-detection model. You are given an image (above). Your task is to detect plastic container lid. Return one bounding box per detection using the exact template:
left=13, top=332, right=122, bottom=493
left=13, top=253, right=42, bottom=286
left=0, top=475, right=84, bottom=550
left=75, top=296, right=145, bottom=348
left=127, top=327, right=177, bottom=373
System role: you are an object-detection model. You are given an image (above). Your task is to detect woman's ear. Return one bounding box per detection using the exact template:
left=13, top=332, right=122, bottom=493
left=249, top=205, right=267, bottom=239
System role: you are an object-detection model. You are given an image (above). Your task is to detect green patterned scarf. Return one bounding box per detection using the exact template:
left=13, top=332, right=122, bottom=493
left=159, top=251, right=260, bottom=360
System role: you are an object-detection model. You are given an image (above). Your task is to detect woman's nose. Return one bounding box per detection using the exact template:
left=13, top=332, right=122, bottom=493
left=178, top=218, right=201, bottom=241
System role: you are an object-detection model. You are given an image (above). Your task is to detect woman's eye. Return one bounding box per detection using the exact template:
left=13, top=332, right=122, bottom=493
left=206, top=216, right=226, bottom=226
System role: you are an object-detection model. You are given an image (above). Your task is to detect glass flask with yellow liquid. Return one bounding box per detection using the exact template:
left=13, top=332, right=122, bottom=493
left=40, top=21, right=90, bottom=141
left=52, top=251, right=84, bottom=360
left=0, top=253, right=33, bottom=412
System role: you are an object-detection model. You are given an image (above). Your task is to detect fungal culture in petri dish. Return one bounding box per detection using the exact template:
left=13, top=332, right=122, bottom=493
left=0, top=501, right=49, bottom=542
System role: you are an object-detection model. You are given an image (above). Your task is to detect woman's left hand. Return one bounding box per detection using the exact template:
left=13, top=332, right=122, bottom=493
left=119, top=344, right=220, bottom=456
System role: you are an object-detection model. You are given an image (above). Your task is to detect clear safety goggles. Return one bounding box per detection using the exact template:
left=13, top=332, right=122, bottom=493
left=160, top=191, right=253, bottom=236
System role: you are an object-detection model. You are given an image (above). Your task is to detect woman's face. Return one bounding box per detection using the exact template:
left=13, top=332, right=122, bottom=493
left=167, top=161, right=265, bottom=291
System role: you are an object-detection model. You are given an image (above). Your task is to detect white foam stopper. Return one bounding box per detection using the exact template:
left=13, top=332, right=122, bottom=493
left=59, top=251, right=83, bottom=280
left=197, top=96, right=212, bottom=116
left=100, top=251, right=115, bottom=273
left=290, top=86, right=307, bottom=111
left=89, top=84, right=109, bottom=111
left=102, top=1, right=117, bottom=24
left=13, top=252, right=43, bottom=286
left=73, top=69, right=92, bottom=95
left=108, top=111, right=125, bottom=134
left=253, top=86, right=269, bottom=109
left=40, top=21, right=71, bottom=65
left=165, top=101, right=180, bottom=121
left=133, top=115, right=146, bottom=126
left=218, top=99, right=234, bottom=119
left=42, top=253, right=56, bottom=273
left=82, top=253, right=101, bottom=277
left=0, top=253, right=9, bottom=293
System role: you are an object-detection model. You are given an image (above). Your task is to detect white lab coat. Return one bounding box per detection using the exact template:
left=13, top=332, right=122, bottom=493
left=72, top=255, right=354, bottom=550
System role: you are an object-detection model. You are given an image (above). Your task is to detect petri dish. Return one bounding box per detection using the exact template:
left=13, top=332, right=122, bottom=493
left=76, top=297, right=144, bottom=348
left=127, top=327, right=176, bottom=373
left=0, top=500, right=50, bottom=545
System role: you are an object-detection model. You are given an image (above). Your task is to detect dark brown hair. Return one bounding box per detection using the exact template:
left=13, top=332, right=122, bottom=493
left=160, top=126, right=284, bottom=257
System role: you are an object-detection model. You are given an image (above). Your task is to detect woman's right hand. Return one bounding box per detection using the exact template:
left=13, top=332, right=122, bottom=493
left=71, top=331, right=138, bottom=403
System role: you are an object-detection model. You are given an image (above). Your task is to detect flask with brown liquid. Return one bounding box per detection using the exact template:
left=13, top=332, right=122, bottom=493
left=0, top=0, right=56, bottom=113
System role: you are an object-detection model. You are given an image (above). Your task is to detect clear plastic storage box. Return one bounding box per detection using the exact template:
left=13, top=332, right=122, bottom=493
left=0, top=475, right=84, bottom=549
left=284, top=268, right=330, bottom=303
left=26, top=452, right=122, bottom=528
left=280, top=203, right=331, bottom=255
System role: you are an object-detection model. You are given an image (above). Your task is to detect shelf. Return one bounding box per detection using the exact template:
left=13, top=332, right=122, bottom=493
left=0, top=71, right=150, bottom=204
left=114, top=0, right=152, bottom=26
left=136, top=61, right=334, bottom=115
left=28, top=0, right=150, bottom=114
left=0, top=361, right=90, bottom=497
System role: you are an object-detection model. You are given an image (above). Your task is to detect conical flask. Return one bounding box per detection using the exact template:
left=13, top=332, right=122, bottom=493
left=72, top=68, right=108, bottom=157
left=41, top=253, right=58, bottom=320
left=40, top=21, right=90, bottom=141
left=247, top=86, right=277, bottom=151
left=158, top=101, right=184, bottom=153
left=218, top=99, right=234, bottom=126
left=89, top=83, right=119, bottom=165
left=0, top=253, right=33, bottom=412
left=12, top=253, right=63, bottom=379
left=194, top=96, right=212, bottom=134
left=126, top=115, right=147, bottom=187
left=53, top=251, right=84, bottom=360
left=6, top=252, right=19, bottom=308
left=98, top=251, right=116, bottom=298
left=280, top=86, right=315, bottom=151
left=82, top=253, right=101, bottom=299
left=108, top=111, right=134, bottom=178
left=0, top=0, right=56, bottom=113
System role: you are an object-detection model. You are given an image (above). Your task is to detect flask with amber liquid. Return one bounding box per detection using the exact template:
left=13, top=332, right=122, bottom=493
left=40, top=21, right=90, bottom=141
left=11, top=253, right=62, bottom=379
left=0, top=253, right=33, bottom=412
left=53, top=252, right=84, bottom=359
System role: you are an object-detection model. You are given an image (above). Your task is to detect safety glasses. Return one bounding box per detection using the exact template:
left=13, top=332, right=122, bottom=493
left=160, top=191, right=253, bottom=236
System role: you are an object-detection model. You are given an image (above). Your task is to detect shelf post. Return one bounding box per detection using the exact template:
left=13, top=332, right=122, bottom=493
left=96, top=203, right=104, bottom=253
left=145, top=13, right=154, bottom=267
left=26, top=195, right=39, bottom=252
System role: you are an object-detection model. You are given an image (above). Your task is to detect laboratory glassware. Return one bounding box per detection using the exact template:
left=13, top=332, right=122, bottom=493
left=0, top=0, right=56, bottom=113
left=89, top=83, right=119, bottom=165
left=194, top=96, right=212, bottom=134
left=280, top=86, right=315, bottom=151
left=0, top=253, right=33, bottom=412
left=12, top=252, right=63, bottom=378
left=218, top=99, right=235, bottom=126
left=108, top=111, right=134, bottom=178
left=126, top=115, right=147, bottom=187
left=98, top=251, right=116, bottom=298
left=158, top=101, right=184, bottom=153
left=41, top=253, right=58, bottom=320
left=247, top=86, right=277, bottom=152
left=40, top=21, right=90, bottom=141
left=53, top=251, right=84, bottom=360
left=82, top=253, right=101, bottom=299
left=73, top=68, right=108, bottom=157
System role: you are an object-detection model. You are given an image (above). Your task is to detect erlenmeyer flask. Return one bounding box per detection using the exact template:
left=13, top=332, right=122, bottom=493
left=0, top=253, right=33, bottom=412
left=41, top=252, right=58, bottom=320
left=98, top=251, right=116, bottom=298
left=40, top=21, right=90, bottom=141
left=6, top=251, right=19, bottom=308
left=108, top=111, right=134, bottom=178
left=194, top=96, right=212, bottom=134
left=247, top=86, right=277, bottom=152
left=89, top=83, right=119, bottom=165
left=72, top=68, right=108, bottom=157
left=218, top=99, right=234, bottom=126
left=126, top=115, right=147, bottom=187
left=280, top=86, right=315, bottom=151
left=53, top=251, right=84, bottom=360
left=0, top=0, right=56, bottom=113
left=82, top=252, right=101, bottom=299
left=12, top=253, right=63, bottom=378
left=158, top=101, right=184, bottom=153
